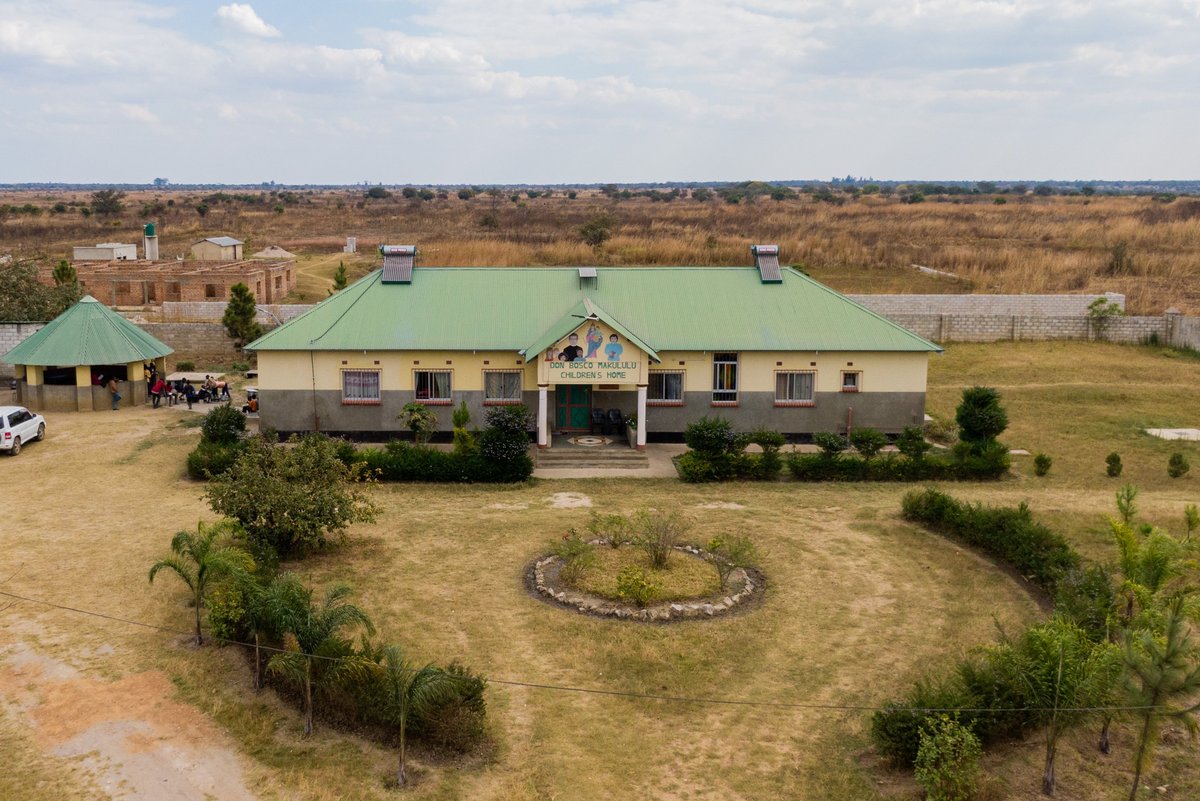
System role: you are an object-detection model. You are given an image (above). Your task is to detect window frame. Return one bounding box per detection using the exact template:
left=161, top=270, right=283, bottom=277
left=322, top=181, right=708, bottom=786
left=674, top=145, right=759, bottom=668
left=341, top=368, right=381, bottom=406
left=841, top=371, right=861, bottom=393
left=413, top=368, right=453, bottom=405
left=711, top=352, right=739, bottom=406
left=774, top=370, right=816, bottom=407
left=647, top=370, right=685, bottom=406
left=482, top=369, right=523, bottom=405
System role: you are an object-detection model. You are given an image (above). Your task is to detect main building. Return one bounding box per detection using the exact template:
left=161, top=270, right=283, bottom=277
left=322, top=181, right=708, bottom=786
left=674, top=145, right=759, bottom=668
left=247, top=246, right=941, bottom=447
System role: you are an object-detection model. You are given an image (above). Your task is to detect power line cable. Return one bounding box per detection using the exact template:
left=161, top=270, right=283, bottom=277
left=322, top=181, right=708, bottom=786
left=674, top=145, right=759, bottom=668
left=0, top=588, right=1163, bottom=714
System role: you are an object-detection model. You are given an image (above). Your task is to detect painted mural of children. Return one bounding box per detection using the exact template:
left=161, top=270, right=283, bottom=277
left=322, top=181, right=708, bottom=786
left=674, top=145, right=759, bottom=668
left=584, top=324, right=603, bottom=360
left=604, top=334, right=623, bottom=361
left=558, top=333, right=584, bottom=362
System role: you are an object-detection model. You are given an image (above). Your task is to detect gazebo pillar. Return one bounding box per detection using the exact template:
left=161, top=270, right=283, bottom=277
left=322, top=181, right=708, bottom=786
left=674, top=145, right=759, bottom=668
left=126, top=360, right=146, bottom=405
left=74, top=365, right=92, bottom=412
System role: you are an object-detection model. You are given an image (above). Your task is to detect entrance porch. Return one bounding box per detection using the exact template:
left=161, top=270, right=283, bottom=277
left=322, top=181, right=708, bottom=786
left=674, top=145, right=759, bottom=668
left=537, top=382, right=648, bottom=451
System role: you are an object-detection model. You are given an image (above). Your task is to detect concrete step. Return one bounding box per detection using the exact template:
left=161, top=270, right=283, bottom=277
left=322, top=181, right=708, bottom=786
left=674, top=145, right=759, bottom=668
left=536, top=448, right=649, bottom=469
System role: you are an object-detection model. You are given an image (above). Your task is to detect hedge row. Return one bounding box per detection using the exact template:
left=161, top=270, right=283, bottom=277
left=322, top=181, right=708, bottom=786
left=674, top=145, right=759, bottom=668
left=786, top=447, right=1009, bottom=482
left=342, top=439, right=533, bottom=483
left=900, top=488, right=1079, bottom=592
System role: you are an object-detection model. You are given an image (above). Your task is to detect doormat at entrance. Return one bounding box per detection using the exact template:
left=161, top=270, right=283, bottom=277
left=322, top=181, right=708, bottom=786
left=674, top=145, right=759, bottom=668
left=567, top=436, right=611, bottom=447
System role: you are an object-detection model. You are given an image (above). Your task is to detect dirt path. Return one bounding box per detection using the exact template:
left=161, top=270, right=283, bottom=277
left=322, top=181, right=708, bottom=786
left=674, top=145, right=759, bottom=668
left=0, top=642, right=257, bottom=801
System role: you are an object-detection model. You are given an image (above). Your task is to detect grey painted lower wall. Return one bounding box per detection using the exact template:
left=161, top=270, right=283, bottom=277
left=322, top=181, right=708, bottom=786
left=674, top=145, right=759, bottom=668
left=259, top=388, right=925, bottom=436
left=259, top=390, right=541, bottom=435
left=15, top=378, right=146, bottom=412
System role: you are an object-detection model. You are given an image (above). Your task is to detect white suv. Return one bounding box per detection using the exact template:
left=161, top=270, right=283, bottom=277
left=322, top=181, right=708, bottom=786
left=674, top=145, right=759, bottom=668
left=0, top=406, right=46, bottom=456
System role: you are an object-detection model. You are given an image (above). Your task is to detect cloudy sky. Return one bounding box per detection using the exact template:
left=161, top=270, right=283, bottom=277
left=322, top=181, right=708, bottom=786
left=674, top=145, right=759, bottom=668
left=1, top=0, right=1198, bottom=183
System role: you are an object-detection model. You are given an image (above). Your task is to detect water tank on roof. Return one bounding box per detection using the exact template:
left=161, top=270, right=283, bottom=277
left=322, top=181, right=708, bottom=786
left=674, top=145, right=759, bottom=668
left=144, top=222, right=156, bottom=237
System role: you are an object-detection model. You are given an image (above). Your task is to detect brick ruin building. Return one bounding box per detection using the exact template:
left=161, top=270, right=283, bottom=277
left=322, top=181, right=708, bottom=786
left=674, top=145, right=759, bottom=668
left=72, top=258, right=296, bottom=306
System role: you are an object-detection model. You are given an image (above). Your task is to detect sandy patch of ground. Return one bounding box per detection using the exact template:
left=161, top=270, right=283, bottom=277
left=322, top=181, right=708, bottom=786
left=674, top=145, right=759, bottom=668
left=694, top=501, right=747, bottom=510
left=486, top=502, right=529, bottom=510
left=546, top=492, right=592, bottom=508
left=0, top=644, right=257, bottom=801
left=1146, top=428, right=1200, bottom=441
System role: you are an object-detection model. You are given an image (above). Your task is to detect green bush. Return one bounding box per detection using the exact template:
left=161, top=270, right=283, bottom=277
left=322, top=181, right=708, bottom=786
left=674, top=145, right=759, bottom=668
left=746, top=427, right=785, bottom=480
left=676, top=451, right=716, bottom=483
left=410, top=661, right=488, bottom=753
left=849, top=427, right=887, bottom=459
left=914, top=716, right=982, bottom=801
left=186, top=440, right=244, bottom=480
left=551, top=530, right=595, bottom=584
left=1168, top=452, right=1190, bottom=478
left=345, top=406, right=533, bottom=483
left=786, top=450, right=1008, bottom=482
left=1033, top=453, right=1052, bottom=477
left=684, top=416, right=738, bottom=456
left=896, top=426, right=933, bottom=460
left=633, top=508, right=686, bottom=569
left=615, top=565, right=660, bottom=607
left=901, top=488, right=1080, bottom=592
left=813, top=431, right=850, bottom=459
left=478, top=404, right=533, bottom=465
left=1055, top=565, right=1117, bottom=642
left=176, top=360, right=195, bottom=372
left=955, top=386, right=1008, bottom=445
left=205, top=583, right=248, bottom=643
left=1106, top=452, right=1123, bottom=477
left=871, top=677, right=969, bottom=766
left=201, top=405, right=247, bottom=445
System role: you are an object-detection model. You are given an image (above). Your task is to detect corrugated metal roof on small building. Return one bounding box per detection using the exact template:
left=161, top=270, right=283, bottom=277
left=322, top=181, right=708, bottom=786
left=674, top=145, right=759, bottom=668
left=2, top=296, right=173, bottom=366
left=202, top=236, right=244, bottom=247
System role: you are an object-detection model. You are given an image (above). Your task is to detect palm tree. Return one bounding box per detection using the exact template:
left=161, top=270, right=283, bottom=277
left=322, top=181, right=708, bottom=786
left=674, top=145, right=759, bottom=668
left=148, top=520, right=254, bottom=645
left=1122, top=596, right=1200, bottom=801
left=239, top=572, right=307, bottom=691
left=267, top=583, right=374, bottom=736
left=1009, top=620, right=1121, bottom=795
left=371, top=645, right=460, bottom=787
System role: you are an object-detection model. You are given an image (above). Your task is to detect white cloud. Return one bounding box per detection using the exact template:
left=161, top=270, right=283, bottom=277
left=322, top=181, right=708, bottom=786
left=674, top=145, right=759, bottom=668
left=215, top=3, right=281, bottom=38
left=217, top=103, right=239, bottom=120
left=120, top=103, right=159, bottom=123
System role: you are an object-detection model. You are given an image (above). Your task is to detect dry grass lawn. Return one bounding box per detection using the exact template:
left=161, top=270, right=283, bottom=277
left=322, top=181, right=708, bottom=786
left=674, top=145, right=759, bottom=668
left=1, top=340, right=1198, bottom=800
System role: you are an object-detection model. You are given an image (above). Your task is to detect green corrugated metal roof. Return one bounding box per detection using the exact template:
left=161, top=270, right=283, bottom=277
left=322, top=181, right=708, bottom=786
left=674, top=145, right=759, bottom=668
left=2, top=296, right=173, bottom=366
left=247, top=267, right=941, bottom=354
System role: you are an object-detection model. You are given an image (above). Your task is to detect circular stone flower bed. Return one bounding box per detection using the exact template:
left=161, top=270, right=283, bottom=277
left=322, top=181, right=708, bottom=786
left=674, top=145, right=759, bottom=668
left=527, top=542, right=764, bottom=622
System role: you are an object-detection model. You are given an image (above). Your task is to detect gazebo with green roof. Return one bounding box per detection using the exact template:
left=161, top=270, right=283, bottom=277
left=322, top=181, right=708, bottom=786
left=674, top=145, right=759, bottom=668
left=4, top=295, right=173, bottom=412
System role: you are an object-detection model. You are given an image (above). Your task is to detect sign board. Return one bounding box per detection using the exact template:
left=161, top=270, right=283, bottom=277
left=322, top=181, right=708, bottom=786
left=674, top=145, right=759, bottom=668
left=536, top=320, right=646, bottom=385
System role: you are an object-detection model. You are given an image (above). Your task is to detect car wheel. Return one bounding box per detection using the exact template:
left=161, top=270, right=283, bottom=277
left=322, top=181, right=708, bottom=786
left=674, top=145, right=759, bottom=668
left=35, top=423, right=45, bottom=441
left=9, top=437, right=19, bottom=455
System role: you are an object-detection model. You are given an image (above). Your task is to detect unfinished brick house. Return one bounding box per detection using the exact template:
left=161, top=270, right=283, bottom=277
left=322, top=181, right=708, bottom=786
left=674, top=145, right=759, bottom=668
left=73, top=259, right=296, bottom=306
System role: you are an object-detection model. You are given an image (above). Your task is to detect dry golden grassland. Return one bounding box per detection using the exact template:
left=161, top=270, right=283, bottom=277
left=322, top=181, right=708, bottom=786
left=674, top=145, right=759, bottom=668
left=2, top=340, right=1199, bottom=801
left=3, top=189, right=1200, bottom=312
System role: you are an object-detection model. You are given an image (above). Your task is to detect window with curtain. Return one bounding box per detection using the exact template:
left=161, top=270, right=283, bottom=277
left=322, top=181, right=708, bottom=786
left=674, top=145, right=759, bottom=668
left=648, top=370, right=684, bottom=404
left=775, top=371, right=815, bottom=406
left=414, top=369, right=452, bottom=403
left=342, top=369, right=381, bottom=405
left=712, top=352, right=738, bottom=404
left=484, top=370, right=522, bottom=403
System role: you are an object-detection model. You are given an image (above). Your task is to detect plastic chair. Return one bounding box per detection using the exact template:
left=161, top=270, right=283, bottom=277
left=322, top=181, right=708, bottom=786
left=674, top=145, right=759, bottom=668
left=606, top=409, right=624, bottom=433
left=590, top=409, right=607, bottom=434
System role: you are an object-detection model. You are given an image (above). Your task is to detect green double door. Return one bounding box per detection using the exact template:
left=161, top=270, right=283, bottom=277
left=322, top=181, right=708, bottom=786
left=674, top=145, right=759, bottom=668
left=555, top=385, right=591, bottom=431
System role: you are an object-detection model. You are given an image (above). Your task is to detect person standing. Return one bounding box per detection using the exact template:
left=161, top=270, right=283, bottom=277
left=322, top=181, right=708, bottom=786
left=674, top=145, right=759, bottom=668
left=107, top=376, right=122, bottom=411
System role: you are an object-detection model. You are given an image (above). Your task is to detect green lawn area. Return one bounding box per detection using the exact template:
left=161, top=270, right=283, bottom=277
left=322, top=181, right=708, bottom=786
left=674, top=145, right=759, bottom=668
left=1, top=340, right=1198, bottom=801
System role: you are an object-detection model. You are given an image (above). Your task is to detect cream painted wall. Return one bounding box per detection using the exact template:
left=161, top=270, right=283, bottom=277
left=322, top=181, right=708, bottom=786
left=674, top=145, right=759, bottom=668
left=258, top=348, right=929, bottom=395
left=646, top=350, right=929, bottom=394
left=257, top=350, right=537, bottom=393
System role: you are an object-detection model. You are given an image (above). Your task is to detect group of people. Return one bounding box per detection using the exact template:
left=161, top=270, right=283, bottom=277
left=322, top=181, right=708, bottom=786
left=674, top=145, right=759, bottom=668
left=146, top=373, right=232, bottom=410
